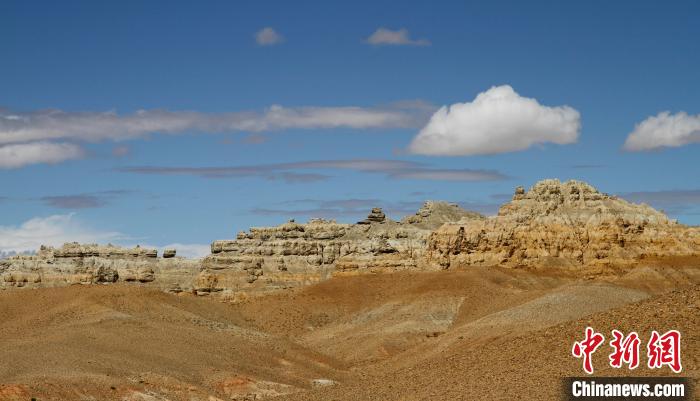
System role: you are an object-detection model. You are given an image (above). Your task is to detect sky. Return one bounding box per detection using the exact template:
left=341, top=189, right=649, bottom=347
left=1, top=0, right=699, bottom=258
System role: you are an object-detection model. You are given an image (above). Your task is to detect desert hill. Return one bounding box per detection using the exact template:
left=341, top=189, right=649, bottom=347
left=1, top=178, right=699, bottom=400
left=0, top=260, right=698, bottom=400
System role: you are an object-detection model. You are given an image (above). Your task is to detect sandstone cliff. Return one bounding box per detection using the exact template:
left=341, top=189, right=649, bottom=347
left=0, top=243, right=199, bottom=291
left=427, top=179, right=700, bottom=269
left=196, top=202, right=482, bottom=296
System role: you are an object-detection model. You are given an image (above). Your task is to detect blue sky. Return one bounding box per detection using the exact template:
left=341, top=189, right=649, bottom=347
left=1, top=0, right=699, bottom=257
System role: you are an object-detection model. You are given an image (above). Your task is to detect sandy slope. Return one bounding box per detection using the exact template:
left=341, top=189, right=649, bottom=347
left=276, top=284, right=699, bottom=401
left=0, top=263, right=698, bottom=401
left=0, top=286, right=346, bottom=401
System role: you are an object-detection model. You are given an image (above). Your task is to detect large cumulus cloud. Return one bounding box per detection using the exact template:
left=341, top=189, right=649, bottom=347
left=408, top=85, right=581, bottom=156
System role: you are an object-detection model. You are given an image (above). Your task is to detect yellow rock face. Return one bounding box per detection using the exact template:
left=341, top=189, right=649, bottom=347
left=427, top=179, right=700, bottom=269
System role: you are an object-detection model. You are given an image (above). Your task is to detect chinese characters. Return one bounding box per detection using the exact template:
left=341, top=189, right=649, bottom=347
left=572, top=327, right=682, bottom=374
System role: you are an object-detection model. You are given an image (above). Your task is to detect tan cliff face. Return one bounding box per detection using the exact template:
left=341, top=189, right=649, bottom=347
left=427, top=179, right=700, bottom=269
left=0, top=242, right=199, bottom=291
left=196, top=202, right=482, bottom=297
left=0, top=202, right=481, bottom=297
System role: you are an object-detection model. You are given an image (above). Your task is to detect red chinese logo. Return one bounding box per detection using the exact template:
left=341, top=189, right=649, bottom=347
left=572, top=328, right=682, bottom=374
left=609, top=330, right=640, bottom=370
left=572, top=327, right=605, bottom=374
left=647, top=330, right=682, bottom=373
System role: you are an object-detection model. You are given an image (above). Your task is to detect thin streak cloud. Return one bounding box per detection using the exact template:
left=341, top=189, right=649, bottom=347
left=117, top=159, right=508, bottom=182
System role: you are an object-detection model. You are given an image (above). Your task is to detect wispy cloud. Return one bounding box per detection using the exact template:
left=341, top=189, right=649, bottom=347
left=0, top=104, right=431, bottom=145
left=0, top=214, right=124, bottom=255
left=117, top=159, right=508, bottom=182
left=366, top=28, right=431, bottom=46
left=38, top=190, right=132, bottom=209
left=0, top=141, right=84, bottom=169
left=41, top=195, right=106, bottom=209
left=255, top=27, right=284, bottom=46
left=620, top=189, right=700, bottom=216
left=0, top=213, right=210, bottom=259
left=0, top=102, right=435, bottom=168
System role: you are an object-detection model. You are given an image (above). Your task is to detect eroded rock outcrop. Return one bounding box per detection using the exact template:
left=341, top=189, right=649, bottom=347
left=0, top=243, right=199, bottom=290
left=4, top=180, right=697, bottom=297
left=197, top=203, right=483, bottom=296
left=428, top=179, right=700, bottom=269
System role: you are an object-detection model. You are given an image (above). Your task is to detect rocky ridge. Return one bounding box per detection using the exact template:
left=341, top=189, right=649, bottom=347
left=0, top=243, right=198, bottom=291
left=427, top=179, right=700, bottom=269
left=0, top=201, right=481, bottom=296
left=2, top=179, right=699, bottom=297
left=196, top=202, right=482, bottom=297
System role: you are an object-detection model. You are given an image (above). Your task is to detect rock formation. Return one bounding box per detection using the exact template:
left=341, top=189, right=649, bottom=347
left=428, top=179, right=700, bottom=269
left=3, top=179, right=699, bottom=298
left=0, top=243, right=199, bottom=291
left=401, top=200, right=483, bottom=229
left=196, top=203, right=482, bottom=296
left=358, top=207, right=386, bottom=224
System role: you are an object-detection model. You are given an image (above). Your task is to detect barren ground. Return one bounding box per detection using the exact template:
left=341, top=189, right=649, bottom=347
left=1, top=260, right=699, bottom=401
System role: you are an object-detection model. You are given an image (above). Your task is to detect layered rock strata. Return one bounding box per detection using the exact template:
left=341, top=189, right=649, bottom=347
left=196, top=202, right=482, bottom=295
left=428, top=179, right=700, bottom=269
left=0, top=243, right=199, bottom=291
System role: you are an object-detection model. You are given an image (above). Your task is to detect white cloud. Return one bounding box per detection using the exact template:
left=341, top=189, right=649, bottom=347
left=0, top=141, right=85, bottom=169
left=623, top=111, right=700, bottom=151
left=255, top=27, right=284, bottom=46
left=0, top=214, right=210, bottom=260
left=0, top=104, right=430, bottom=146
left=159, top=243, right=210, bottom=259
left=366, top=28, right=430, bottom=46
left=0, top=214, right=123, bottom=255
left=408, top=85, right=581, bottom=156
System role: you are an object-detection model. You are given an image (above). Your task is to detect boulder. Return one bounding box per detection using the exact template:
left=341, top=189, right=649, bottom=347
left=358, top=207, right=387, bottom=224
